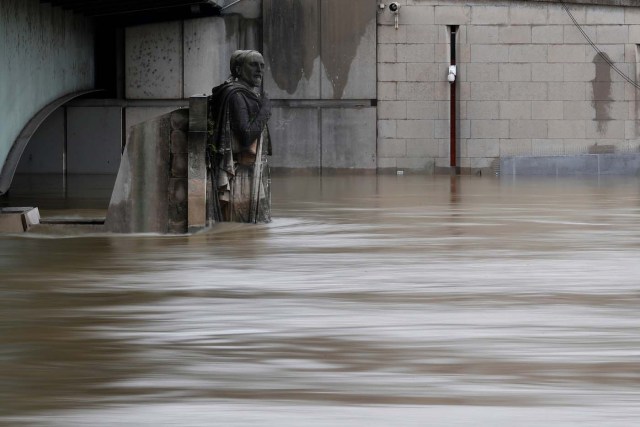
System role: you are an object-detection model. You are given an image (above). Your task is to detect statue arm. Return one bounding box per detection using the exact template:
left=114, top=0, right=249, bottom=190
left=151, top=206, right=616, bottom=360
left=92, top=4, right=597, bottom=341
left=229, top=93, right=271, bottom=150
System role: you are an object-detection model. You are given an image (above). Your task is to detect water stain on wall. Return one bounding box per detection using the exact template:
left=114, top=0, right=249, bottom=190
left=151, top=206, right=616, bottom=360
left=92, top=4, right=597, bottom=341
left=263, top=0, right=374, bottom=98
left=591, top=53, right=612, bottom=134
left=223, top=15, right=260, bottom=51
left=320, top=0, right=373, bottom=99
left=263, top=0, right=319, bottom=95
left=223, top=15, right=237, bottom=42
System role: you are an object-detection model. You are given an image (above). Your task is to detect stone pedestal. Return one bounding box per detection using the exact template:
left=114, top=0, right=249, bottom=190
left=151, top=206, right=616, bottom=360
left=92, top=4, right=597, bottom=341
left=105, top=109, right=189, bottom=233
left=105, top=95, right=211, bottom=234
left=187, top=95, right=208, bottom=233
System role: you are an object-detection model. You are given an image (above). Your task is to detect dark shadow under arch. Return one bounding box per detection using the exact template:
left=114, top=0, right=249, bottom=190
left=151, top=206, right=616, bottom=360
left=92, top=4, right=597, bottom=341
left=0, top=90, right=101, bottom=195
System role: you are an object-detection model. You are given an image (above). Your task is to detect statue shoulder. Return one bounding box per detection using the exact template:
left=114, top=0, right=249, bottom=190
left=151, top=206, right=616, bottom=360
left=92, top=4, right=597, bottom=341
left=212, top=81, right=234, bottom=98
left=213, top=81, right=255, bottom=101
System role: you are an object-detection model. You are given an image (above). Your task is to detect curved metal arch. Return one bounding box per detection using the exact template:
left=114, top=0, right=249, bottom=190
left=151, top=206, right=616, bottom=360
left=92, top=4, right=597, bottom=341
left=0, top=90, right=101, bottom=195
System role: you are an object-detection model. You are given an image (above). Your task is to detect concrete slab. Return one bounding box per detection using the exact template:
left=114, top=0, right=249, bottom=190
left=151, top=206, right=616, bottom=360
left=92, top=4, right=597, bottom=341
left=67, top=107, right=122, bottom=174
left=269, top=107, right=321, bottom=170
left=183, top=16, right=239, bottom=97
left=321, top=107, right=377, bottom=170
left=0, top=212, right=25, bottom=232
left=23, top=207, right=41, bottom=227
left=125, top=21, right=183, bottom=99
left=0, top=207, right=40, bottom=232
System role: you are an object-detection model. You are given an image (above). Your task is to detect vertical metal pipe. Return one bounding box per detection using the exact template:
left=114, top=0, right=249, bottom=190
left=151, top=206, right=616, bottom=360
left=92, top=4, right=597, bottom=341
left=62, top=106, right=68, bottom=196
left=450, top=26, right=457, bottom=171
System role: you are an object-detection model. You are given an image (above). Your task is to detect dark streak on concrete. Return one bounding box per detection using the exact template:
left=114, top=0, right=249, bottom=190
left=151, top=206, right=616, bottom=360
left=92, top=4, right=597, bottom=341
left=264, top=0, right=319, bottom=95
left=321, top=0, right=373, bottom=99
left=224, top=15, right=237, bottom=42
left=591, top=53, right=612, bottom=134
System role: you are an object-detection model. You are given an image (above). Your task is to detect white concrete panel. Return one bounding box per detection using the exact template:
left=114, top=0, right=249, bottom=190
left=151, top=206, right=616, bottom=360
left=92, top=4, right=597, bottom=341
left=125, top=22, right=183, bottom=99
left=269, top=107, right=321, bottom=169
left=322, top=107, right=377, bottom=169
left=184, top=16, right=241, bottom=97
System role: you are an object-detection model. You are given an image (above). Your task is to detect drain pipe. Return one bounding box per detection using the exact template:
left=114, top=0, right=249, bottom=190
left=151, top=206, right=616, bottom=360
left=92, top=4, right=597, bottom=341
left=448, top=26, right=459, bottom=175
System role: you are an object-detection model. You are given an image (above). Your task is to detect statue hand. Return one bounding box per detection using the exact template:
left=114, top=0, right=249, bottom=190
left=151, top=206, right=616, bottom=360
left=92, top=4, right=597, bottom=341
left=247, top=140, right=258, bottom=155
left=261, top=95, right=271, bottom=110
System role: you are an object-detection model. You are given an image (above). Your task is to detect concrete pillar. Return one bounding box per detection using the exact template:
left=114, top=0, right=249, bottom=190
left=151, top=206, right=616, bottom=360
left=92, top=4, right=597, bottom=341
left=187, top=95, right=208, bottom=232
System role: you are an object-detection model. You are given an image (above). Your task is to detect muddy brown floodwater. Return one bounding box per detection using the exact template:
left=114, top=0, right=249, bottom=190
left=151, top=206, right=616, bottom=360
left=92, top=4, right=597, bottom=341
left=1, top=175, right=639, bottom=426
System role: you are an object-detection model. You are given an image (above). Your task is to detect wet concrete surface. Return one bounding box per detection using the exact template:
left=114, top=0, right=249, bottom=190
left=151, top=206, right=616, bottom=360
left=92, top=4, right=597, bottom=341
left=1, top=174, right=639, bottom=426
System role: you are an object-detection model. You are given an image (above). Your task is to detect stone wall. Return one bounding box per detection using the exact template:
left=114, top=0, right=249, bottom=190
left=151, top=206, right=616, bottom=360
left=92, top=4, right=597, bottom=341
left=378, top=0, right=640, bottom=174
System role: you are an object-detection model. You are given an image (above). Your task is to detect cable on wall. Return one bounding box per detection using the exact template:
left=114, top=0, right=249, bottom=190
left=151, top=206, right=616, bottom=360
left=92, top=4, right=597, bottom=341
left=560, top=0, right=640, bottom=90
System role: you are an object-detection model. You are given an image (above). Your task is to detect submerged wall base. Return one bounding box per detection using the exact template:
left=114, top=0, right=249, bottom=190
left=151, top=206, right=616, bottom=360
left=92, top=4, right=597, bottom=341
left=501, top=154, right=640, bottom=177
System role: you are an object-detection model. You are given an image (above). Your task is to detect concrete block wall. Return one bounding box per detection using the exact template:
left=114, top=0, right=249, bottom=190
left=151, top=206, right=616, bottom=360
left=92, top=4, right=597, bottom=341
left=377, top=0, right=640, bottom=174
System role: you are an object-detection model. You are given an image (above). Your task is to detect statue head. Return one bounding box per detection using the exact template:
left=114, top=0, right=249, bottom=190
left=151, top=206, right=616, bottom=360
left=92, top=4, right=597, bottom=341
left=232, top=50, right=265, bottom=88
left=229, top=50, right=248, bottom=78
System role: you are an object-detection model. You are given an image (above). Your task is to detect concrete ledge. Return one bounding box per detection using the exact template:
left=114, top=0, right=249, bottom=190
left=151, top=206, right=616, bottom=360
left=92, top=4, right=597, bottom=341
left=501, top=154, right=640, bottom=177
left=0, top=207, right=40, bottom=233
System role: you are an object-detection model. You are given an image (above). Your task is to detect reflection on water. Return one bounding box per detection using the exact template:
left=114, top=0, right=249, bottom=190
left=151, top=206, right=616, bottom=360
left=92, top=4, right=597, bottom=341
left=1, top=175, right=640, bottom=426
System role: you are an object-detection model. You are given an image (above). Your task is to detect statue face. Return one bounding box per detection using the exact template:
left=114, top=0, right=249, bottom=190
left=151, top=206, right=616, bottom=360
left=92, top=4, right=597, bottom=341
left=237, top=53, right=265, bottom=88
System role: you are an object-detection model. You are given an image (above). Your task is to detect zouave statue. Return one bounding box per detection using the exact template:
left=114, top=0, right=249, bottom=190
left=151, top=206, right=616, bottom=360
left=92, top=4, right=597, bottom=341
left=208, top=50, right=272, bottom=223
